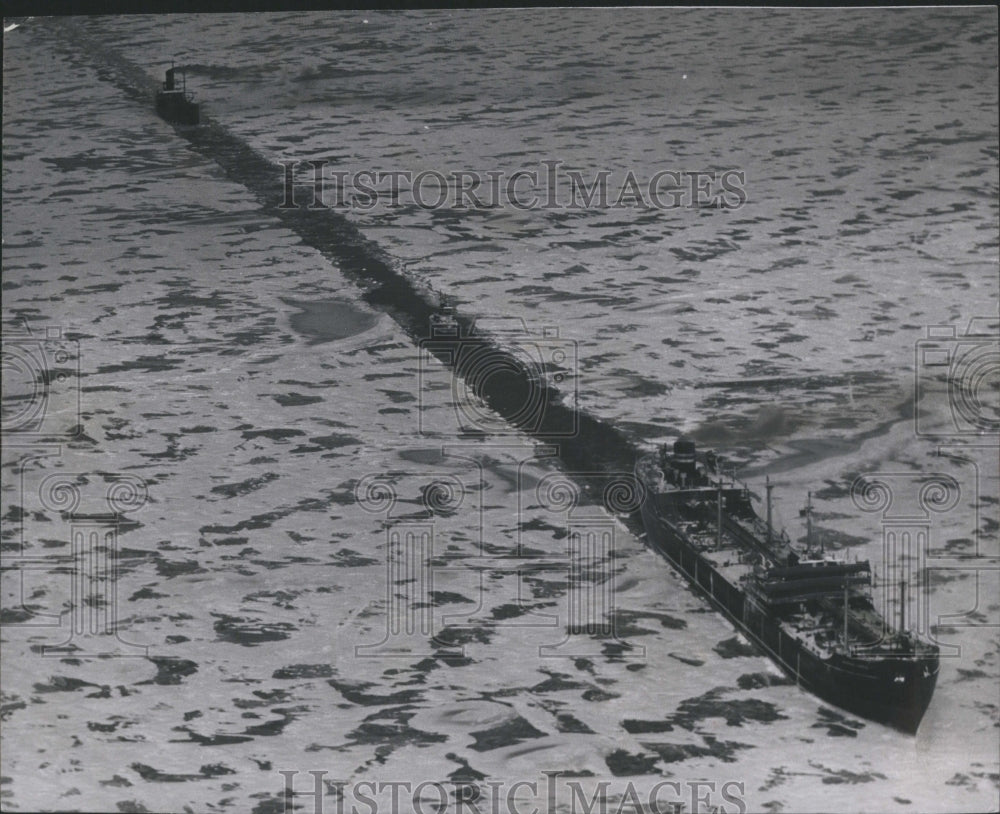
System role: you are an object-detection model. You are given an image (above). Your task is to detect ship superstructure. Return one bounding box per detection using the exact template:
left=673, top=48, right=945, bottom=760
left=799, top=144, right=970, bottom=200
left=155, top=64, right=199, bottom=125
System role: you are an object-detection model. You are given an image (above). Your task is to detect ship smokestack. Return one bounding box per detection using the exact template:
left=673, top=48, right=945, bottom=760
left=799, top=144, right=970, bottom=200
left=673, top=438, right=697, bottom=477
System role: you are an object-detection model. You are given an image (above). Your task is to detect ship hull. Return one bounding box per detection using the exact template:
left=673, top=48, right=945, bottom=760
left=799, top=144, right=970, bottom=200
left=155, top=92, right=199, bottom=126
left=639, top=489, right=938, bottom=733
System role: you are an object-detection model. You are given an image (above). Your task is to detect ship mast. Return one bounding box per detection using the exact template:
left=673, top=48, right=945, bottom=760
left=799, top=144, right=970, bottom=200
left=899, top=579, right=906, bottom=633
left=765, top=476, right=773, bottom=546
left=805, top=491, right=812, bottom=552
left=843, top=579, right=850, bottom=648
left=716, top=480, right=723, bottom=549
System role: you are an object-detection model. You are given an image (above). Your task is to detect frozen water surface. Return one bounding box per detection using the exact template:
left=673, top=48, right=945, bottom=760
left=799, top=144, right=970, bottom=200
left=1, top=9, right=997, bottom=813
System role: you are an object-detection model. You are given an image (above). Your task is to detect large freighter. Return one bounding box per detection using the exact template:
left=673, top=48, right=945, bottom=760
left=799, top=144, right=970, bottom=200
left=637, top=439, right=939, bottom=733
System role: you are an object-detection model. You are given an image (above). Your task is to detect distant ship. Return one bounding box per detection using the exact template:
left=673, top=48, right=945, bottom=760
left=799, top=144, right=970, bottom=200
left=155, top=64, right=199, bottom=125
left=636, top=439, right=939, bottom=733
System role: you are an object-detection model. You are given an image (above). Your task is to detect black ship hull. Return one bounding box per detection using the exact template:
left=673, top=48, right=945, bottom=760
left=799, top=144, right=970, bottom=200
left=155, top=91, right=199, bottom=126
left=639, top=488, right=938, bottom=733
